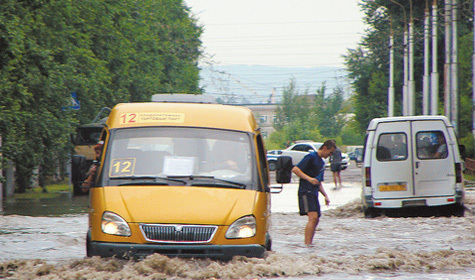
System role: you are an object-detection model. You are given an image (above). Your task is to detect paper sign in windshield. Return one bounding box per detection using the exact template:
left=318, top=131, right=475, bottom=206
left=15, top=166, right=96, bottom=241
left=163, top=156, right=194, bottom=176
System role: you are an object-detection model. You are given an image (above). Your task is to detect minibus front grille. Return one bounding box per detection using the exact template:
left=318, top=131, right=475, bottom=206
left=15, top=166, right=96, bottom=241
left=140, top=224, right=217, bottom=243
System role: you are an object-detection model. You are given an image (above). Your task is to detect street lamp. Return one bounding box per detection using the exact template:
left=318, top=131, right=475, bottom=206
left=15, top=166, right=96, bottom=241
left=374, top=5, right=395, bottom=117
left=390, top=0, right=411, bottom=116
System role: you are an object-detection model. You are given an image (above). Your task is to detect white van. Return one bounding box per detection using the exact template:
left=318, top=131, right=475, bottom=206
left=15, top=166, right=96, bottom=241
left=362, top=116, right=465, bottom=217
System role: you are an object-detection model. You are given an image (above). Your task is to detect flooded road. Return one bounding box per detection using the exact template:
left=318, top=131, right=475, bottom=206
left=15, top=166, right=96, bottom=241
left=1, top=162, right=475, bottom=279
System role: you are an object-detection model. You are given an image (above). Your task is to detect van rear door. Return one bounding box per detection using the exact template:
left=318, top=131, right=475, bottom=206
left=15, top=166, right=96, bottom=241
left=411, top=120, right=455, bottom=197
left=371, top=119, right=455, bottom=200
left=371, top=121, right=414, bottom=199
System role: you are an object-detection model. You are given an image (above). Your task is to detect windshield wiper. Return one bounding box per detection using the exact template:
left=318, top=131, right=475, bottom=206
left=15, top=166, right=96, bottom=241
left=111, top=175, right=186, bottom=186
left=168, top=175, right=246, bottom=189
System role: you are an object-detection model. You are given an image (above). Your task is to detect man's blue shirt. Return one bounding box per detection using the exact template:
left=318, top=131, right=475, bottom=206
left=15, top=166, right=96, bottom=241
left=296, top=151, right=325, bottom=194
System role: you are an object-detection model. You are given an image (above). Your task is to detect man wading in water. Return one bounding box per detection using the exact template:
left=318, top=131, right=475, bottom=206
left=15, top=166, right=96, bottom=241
left=291, top=140, right=335, bottom=245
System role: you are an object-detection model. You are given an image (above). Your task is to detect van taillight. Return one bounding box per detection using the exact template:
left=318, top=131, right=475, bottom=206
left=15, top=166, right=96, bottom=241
left=365, top=167, right=371, bottom=187
left=455, top=163, right=462, bottom=183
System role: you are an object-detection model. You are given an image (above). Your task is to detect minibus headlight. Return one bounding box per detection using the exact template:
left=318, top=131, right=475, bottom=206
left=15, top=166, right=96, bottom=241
left=225, top=215, right=256, bottom=239
left=101, top=211, right=131, bottom=236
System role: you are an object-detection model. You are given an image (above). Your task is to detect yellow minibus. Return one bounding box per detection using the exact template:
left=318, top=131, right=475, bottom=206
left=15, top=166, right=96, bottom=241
left=86, top=94, right=273, bottom=260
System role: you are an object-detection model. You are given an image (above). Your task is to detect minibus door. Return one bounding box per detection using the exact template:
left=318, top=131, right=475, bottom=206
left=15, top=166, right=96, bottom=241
left=411, top=120, right=455, bottom=197
left=371, top=121, right=414, bottom=199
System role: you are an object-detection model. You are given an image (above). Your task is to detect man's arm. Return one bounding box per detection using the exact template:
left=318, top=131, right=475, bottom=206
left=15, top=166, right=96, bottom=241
left=318, top=184, right=330, bottom=205
left=292, top=166, right=319, bottom=185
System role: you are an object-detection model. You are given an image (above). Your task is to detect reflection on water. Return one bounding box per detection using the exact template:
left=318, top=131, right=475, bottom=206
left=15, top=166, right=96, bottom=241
left=0, top=192, right=88, bottom=216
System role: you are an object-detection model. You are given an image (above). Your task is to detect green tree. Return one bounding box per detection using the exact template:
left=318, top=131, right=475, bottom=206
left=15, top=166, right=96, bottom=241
left=273, top=79, right=311, bottom=131
left=346, top=0, right=474, bottom=156
left=266, top=120, right=322, bottom=151
left=311, top=84, right=345, bottom=137
left=0, top=0, right=202, bottom=192
left=268, top=80, right=348, bottom=149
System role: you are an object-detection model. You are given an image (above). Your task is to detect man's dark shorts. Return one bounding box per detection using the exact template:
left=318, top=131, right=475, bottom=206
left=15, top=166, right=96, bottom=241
left=298, top=192, right=321, bottom=217
left=331, top=163, right=342, bottom=172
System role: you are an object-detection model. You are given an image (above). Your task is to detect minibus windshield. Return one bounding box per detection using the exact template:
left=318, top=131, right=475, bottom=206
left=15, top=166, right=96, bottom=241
left=104, top=127, right=255, bottom=189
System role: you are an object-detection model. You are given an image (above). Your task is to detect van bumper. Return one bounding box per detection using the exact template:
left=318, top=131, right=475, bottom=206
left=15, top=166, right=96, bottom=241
left=364, top=192, right=464, bottom=208
left=89, top=241, right=266, bottom=260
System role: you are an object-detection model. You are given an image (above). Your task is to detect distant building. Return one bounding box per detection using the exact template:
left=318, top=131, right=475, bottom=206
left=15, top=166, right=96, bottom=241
left=243, top=104, right=278, bottom=139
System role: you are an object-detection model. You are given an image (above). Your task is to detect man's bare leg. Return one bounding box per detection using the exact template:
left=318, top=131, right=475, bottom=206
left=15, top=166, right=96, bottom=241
left=332, top=172, right=338, bottom=189
left=305, top=211, right=319, bottom=245
left=337, top=171, right=342, bottom=188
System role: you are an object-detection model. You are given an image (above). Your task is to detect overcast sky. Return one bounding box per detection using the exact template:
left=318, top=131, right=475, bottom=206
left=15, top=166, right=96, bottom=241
left=184, top=0, right=367, bottom=68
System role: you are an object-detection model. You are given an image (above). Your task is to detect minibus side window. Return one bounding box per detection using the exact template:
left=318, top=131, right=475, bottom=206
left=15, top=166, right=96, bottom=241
left=95, top=130, right=108, bottom=187
left=416, top=131, right=447, bottom=159
left=376, top=133, right=407, bottom=161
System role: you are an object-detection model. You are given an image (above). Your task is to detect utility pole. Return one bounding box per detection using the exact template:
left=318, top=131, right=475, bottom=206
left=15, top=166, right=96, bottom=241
left=450, top=0, right=459, bottom=132
left=408, top=1, right=416, bottom=116
left=0, top=135, right=2, bottom=211
left=403, top=26, right=409, bottom=116
left=422, top=0, right=430, bottom=115
left=431, top=0, right=439, bottom=115
left=388, top=17, right=395, bottom=117
left=444, top=0, right=452, bottom=119
left=390, top=0, right=408, bottom=116
left=472, top=0, right=475, bottom=156
left=423, top=1, right=430, bottom=115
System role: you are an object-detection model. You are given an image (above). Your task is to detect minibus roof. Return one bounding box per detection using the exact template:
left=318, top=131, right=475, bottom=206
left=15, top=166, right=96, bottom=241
left=106, top=102, right=257, bottom=132
left=151, top=94, right=217, bottom=104
left=367, top=115, right=452, bottom=131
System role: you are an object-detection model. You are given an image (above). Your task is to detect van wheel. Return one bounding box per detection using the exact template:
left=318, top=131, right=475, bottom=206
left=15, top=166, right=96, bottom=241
left=364, top=207, right=379, bottom=218
left=452, top=203, right=465, bottom=217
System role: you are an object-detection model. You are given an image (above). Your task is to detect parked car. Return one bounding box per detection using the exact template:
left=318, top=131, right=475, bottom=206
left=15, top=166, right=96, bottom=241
left=348, top=147, right=363, bottom=167
left=267, top=154, right=278, bottom=171
left=348, top=151, right=357, bottom=160
left=354, top=147, right=363, bottom=167
left=267, top=150, right=283, bottom=156
left=279, top=142, right=349, bottom=169
left=266, top=150, right=283, bottom=171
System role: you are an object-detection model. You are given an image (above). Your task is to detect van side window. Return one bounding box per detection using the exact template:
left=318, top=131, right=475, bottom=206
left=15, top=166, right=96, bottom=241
left=376, top=133, right=407, bottom=161
left=416, top=131, right=447, bottom=159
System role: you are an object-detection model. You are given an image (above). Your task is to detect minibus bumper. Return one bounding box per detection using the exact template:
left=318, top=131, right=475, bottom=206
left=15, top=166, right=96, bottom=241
left=89, top=241, right=266, bottom=260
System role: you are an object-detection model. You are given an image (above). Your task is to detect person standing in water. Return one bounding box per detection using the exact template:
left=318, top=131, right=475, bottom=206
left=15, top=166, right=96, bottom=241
left=329, top=142, right=343, bottom=190
left=292, top=140, right=335, bottom=245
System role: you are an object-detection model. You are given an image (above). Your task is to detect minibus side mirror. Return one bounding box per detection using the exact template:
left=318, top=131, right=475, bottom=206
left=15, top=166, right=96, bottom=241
left=270, top=185, right=283, bottom=193
left=276, top=156, right=293, bottom=184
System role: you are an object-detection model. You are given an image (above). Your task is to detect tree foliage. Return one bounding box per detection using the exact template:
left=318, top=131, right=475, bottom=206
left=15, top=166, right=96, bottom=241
left=311, top=84, right=345, bottom=137
left=268, top=80, right=353, bottom=151
left=345, top=0, right=474, bottom=156
left=0, top=0, right=202, bottom=192
left=273, top=79, right=311, bottom=131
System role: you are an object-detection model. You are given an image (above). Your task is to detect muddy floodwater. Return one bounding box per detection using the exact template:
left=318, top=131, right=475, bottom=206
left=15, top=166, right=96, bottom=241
left=1, top=163, right=475, bottom=279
